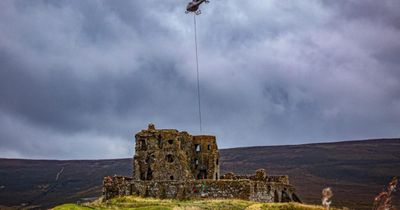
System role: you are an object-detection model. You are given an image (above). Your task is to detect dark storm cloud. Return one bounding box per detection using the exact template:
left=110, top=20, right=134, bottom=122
left=0, top=0, right=399, bottom=159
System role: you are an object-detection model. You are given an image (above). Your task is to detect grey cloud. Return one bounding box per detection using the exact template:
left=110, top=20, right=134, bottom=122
left=0, top=0, right=399, bottom=159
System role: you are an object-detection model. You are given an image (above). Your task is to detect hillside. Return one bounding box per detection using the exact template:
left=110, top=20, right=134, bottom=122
left=220, top=139, right=400, bottom=209
left=0, top=158, right=131, bottom=209
left=0, top=139, right=399, bottom=209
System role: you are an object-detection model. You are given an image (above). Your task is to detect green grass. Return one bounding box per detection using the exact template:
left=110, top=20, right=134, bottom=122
left=53, top=196, right=329, bottom=210
left=53, top=203, right=94, bottom=210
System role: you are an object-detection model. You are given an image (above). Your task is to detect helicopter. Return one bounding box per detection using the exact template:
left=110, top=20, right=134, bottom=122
left=185, top=0, right=209, bottom=15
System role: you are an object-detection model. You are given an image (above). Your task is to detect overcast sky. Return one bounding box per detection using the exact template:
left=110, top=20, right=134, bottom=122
left=1, top=0, right=399, bottom=159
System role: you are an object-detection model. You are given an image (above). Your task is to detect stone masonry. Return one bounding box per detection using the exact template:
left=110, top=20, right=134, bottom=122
left=103, top=124, right=301, bottom=203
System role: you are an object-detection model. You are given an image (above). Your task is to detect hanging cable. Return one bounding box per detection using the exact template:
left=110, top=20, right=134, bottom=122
left=193, top=14, right=203, bottom=134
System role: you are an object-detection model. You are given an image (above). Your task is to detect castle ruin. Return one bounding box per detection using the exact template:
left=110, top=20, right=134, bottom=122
left=103, top=124, right=301, bottom=203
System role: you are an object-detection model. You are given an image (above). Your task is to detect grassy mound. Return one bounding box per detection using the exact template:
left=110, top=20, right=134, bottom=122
left=53, top=196, right=329, bottom=210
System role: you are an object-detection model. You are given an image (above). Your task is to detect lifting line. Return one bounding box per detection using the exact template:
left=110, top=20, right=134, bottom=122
left=193, top=14, right=203, bottom=133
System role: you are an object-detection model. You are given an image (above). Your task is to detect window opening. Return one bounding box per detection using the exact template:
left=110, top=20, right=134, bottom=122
left=166, top=154, right=174, bottom=163
left=140, top=139, right=146, bottom=150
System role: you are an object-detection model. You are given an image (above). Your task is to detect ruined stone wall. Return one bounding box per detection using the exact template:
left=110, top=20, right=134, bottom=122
left=103, top=177, right=300, bottom=203
left=103, top=176, right=132, bottom=200
left=220, top=169, right=289, bottom=185
left=133, top=126, right=193, bottom=181
left=130, top=180, right=252, bottom=200
left=133, top=124, right=219, bottom=182
left=191, top=135, right=220, bottom=180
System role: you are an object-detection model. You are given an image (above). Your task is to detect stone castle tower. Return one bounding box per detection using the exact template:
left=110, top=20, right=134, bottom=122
left=133, top=123, right=220, bottom=181
left=103, top=124, right=301, bottom=203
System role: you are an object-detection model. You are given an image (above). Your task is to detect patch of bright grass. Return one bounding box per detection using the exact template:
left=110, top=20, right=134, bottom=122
left=53, top=196, right=330, bottom=210
left=261, top=202, right=326, bottom=210
left=53, top=203, right=94, bottom=210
